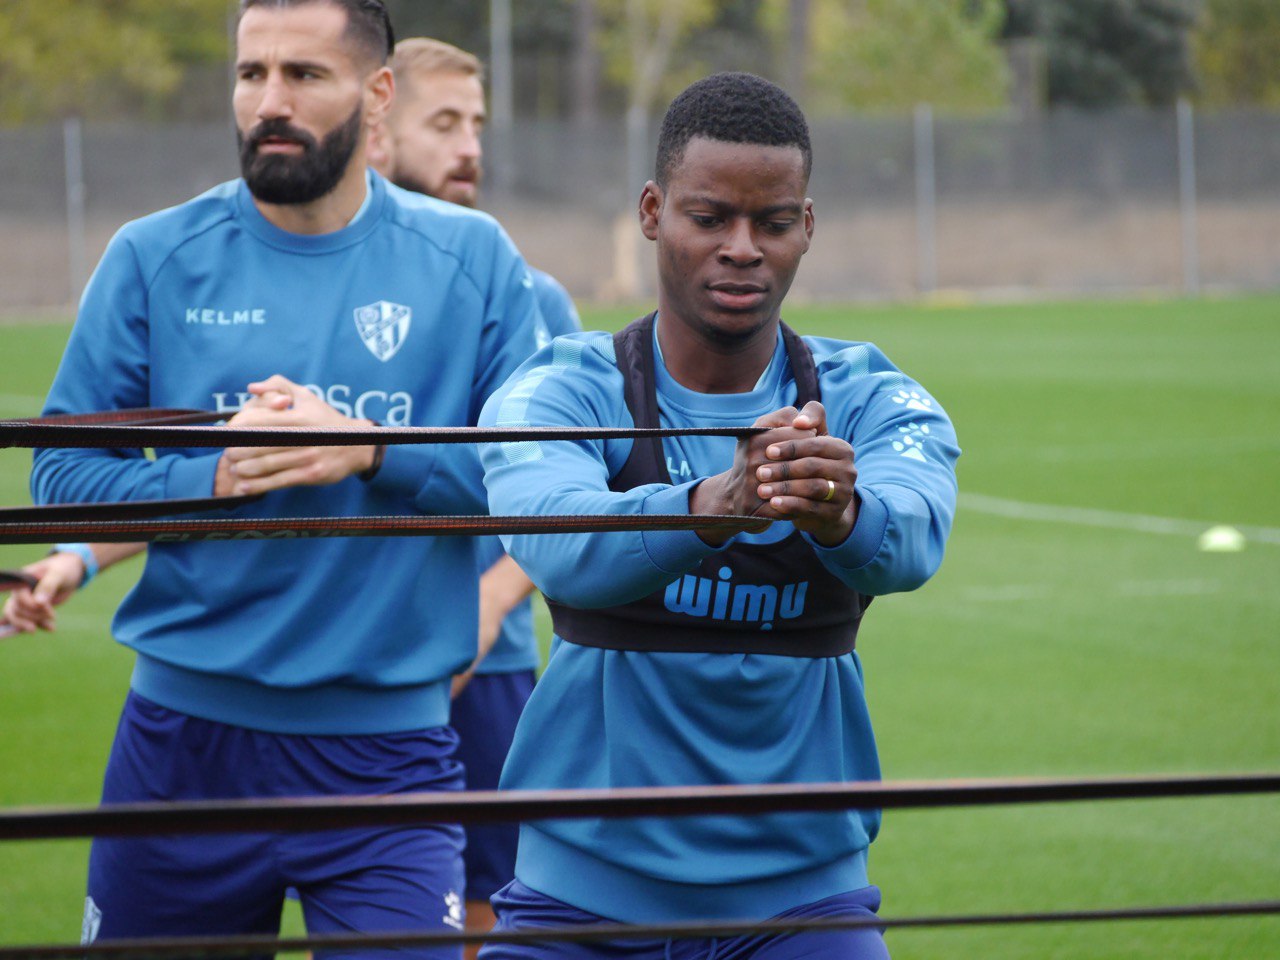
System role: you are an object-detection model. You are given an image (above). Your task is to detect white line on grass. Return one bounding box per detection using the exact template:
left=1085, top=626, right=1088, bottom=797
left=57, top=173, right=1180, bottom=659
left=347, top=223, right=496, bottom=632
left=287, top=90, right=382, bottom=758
left=960, top=579, right=1221, bottom=604
left=998, top=436, right=1280, bottom=464
left=961, top=493, right=1280, bottom=546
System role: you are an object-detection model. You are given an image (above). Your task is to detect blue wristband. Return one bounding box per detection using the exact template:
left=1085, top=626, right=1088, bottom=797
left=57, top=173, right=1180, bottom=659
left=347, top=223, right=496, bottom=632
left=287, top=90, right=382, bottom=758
left=53, top=543, right=97, bottom=588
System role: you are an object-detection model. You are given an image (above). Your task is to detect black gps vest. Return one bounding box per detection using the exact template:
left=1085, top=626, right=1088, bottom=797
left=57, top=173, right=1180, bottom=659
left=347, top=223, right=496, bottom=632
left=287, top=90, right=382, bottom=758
left=546, top=313, right=871, bottom=658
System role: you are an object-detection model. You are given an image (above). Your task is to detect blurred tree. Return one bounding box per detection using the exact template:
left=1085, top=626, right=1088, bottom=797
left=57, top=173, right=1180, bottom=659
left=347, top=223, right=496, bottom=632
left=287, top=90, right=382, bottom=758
left=383, top=1, right=486, bottom=53
left=688, top=1, right=774, bottom=83
left=785, top=0, right=813, bottom=103
left=570, top=0, right=604, bottom=122
left=1002, top=0, right=1201, bottom=108
left=0, top=0, right=230, bottom=123
left=1195, top=0, right=1280, bottom=105
left=597, top=0, right=725, bottom=116
left=760, top=0, right=1009, bottom=113
left=384, top=0, right=576, bottom=118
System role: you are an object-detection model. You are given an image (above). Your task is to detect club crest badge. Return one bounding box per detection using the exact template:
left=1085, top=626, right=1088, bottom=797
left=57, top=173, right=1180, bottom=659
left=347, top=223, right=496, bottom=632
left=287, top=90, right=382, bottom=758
left=354, top=301, right=412, bottom=362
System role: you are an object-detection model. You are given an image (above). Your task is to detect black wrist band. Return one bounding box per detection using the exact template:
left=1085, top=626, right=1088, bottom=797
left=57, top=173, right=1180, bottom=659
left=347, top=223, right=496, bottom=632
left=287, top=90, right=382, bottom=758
left=358, top=420, right=385, bottom=482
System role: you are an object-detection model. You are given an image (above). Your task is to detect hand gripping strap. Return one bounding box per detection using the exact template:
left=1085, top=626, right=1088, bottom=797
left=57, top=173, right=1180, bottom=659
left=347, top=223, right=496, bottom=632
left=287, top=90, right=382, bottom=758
left=0, top=570, right=37, bottom=591
left=0, top=570, right=38, bottom=639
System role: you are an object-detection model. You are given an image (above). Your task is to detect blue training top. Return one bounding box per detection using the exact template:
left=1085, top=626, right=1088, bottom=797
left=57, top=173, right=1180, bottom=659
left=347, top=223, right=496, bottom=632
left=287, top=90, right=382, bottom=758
left=478, top=322, right=960, bottom=923
left=32, top=172, right=540, bottom=736
left=473, top=266, right=580, bottom=675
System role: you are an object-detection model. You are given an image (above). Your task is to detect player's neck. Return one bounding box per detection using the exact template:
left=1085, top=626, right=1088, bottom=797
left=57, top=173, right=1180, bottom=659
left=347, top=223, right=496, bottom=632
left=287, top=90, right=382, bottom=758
left=252, top=159, right=370, bottom=236
left=656, top=311, right=778, bottom=395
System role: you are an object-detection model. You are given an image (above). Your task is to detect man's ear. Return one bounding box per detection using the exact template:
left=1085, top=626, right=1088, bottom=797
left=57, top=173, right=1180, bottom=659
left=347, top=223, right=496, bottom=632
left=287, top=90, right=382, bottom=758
left=802, top=197, right=815, bottom=251
left=639, top=181, right=663, bottom=241
left=365, top=65, right=394, bottom=128
left=367, top=119, right=393, bottom=177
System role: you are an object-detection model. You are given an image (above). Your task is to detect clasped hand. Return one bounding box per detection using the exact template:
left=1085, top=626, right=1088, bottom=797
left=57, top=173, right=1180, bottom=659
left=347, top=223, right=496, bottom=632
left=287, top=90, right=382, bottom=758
left=692, top=401, right=857, bottom=547
left=214, top=375, right=378, bottom=496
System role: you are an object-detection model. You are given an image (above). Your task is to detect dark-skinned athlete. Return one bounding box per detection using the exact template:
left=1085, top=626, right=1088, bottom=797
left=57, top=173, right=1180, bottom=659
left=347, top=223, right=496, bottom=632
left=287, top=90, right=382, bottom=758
left=474, top=72, right=959, bottom=959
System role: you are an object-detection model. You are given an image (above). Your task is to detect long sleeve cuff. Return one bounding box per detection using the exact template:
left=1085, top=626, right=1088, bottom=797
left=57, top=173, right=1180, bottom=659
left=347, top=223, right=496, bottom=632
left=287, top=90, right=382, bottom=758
left=806, top=484, right=889, bottom=571
left=162, top=452, right=222, bottom=499
left=638, top=480, right=723, bottom=574
left=368, top=443, right=442, bottom=505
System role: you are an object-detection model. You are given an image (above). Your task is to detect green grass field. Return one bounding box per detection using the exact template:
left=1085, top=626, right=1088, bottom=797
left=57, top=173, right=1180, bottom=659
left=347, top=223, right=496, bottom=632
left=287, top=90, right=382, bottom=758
left=1, top=296, right=1277, bottom=956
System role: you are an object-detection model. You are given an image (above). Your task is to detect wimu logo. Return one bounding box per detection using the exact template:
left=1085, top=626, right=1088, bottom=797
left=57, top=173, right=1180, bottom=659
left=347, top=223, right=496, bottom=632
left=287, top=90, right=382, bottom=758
left=663, top=565, right=808, bottom=631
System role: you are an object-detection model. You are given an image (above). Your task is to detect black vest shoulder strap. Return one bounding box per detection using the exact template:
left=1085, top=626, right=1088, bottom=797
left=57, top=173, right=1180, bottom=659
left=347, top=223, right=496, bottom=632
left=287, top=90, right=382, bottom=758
left=780, top=321, right=821, bottom=408
left=610, top=314, right=821, bottom=493
left=611, top=313, right=670, bottom=488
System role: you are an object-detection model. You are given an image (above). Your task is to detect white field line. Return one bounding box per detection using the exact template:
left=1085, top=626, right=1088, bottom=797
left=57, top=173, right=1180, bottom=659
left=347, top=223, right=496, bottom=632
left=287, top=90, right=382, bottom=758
left=1010, top=436, right=1280, bottom=463
left=960, top=492, right=1280, bottom=546
left=961, top=579, right=1221, bottom=604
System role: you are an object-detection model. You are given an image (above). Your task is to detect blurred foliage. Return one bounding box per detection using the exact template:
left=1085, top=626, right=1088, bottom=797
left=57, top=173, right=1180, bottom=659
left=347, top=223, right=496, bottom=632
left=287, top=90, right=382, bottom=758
left=1195, top=0, right=1280, bottom=105
left=382, top=0, right=487, bottom=53
left=383, top=0, right=576, bottom=67
left=761, top=0, right=1009, bottom=113
left=0, top=0, right=230, bottom=124
left=6, top=0, right=1279, bottom=123
left=597, top=0, right=724, bottom=109
left=1003, top=0, right=1200, bottom=107
left=384, top=0, right=578, bottom=116
left=691, top=0, right=774, bottom=80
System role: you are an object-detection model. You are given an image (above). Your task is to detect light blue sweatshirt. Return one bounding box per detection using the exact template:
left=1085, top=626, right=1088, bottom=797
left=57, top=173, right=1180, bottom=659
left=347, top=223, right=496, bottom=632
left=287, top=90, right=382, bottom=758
left=32, top=173, right=539, bottom=735
left=473, top=267, right=580, bottom=675
left=478, top=324, right=959, bottom=923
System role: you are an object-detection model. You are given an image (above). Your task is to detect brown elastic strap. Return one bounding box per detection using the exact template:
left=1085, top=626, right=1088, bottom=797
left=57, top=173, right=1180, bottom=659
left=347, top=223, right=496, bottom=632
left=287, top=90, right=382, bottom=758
left=0, top=570, right=37, bottom=591
left=3, top=900, right=1280, bottom=960
left=1, top=772, right=1277, bottom=840
left=1, top=899, right=1278, bottom=960
left=1, top=422, right=767, bottom=450
left=0, top=513, right=771, bottom=546
left=0, top=570, right=37, bottom=639
left=2, top=407, right=225, bottom=427
left=0, top=495, right=261, bottom=523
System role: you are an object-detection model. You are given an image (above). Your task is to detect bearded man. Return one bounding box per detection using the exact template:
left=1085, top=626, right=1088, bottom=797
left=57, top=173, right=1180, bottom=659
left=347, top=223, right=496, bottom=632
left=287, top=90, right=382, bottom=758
left=30, top=1, right=540, bottom=955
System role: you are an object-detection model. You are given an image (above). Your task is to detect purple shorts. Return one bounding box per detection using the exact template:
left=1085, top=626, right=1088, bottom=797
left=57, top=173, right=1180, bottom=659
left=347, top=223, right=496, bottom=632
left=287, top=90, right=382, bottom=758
left=478, top=879, right=889, bottom=959
left=451, top=669, right=536, bottom=902
left=85, top=691, right=466, bottom=960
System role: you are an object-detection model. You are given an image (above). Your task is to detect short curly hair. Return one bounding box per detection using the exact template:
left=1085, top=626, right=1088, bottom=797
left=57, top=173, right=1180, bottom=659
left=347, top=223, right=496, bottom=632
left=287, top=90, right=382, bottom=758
left=654, top=72, right=811, bottom=187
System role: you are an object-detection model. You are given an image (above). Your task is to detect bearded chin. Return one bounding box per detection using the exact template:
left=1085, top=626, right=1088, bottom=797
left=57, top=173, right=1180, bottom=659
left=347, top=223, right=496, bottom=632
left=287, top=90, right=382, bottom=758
left=240, top=105, right=363, bottom=205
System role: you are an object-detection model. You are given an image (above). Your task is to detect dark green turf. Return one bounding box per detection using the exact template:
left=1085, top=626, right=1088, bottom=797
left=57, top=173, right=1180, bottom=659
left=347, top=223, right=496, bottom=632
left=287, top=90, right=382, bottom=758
left=1, top=298, right=1277, bottom=956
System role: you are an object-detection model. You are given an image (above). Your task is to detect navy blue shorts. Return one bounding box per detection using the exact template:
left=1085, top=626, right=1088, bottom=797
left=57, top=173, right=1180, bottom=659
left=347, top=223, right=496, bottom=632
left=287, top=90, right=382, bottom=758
left=478, top=880, right=889, bottom=960
left=450, top=670, right=536, bottom=902
left=84, top=691, right=466, bottom=959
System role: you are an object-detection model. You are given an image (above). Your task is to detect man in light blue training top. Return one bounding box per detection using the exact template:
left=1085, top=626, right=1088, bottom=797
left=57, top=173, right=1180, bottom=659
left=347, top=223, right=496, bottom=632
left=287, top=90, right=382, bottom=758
left=30, top=0, right=539, bottom=954
left=368, top=35, right=580, bottom=954
left=7, top=33, right=577, bottom=951
left=476, top=73, right=959, bottom=958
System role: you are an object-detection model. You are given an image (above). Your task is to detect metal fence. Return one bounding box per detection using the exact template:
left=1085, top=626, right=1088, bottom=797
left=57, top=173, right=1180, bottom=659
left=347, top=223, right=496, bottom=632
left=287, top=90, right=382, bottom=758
left=3, top=105, right=1279, bottom=312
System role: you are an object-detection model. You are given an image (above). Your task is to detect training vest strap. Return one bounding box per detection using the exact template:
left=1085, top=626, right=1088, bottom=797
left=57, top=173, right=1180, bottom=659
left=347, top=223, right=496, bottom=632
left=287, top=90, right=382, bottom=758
left=549, top=313, right=869, bottom=658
